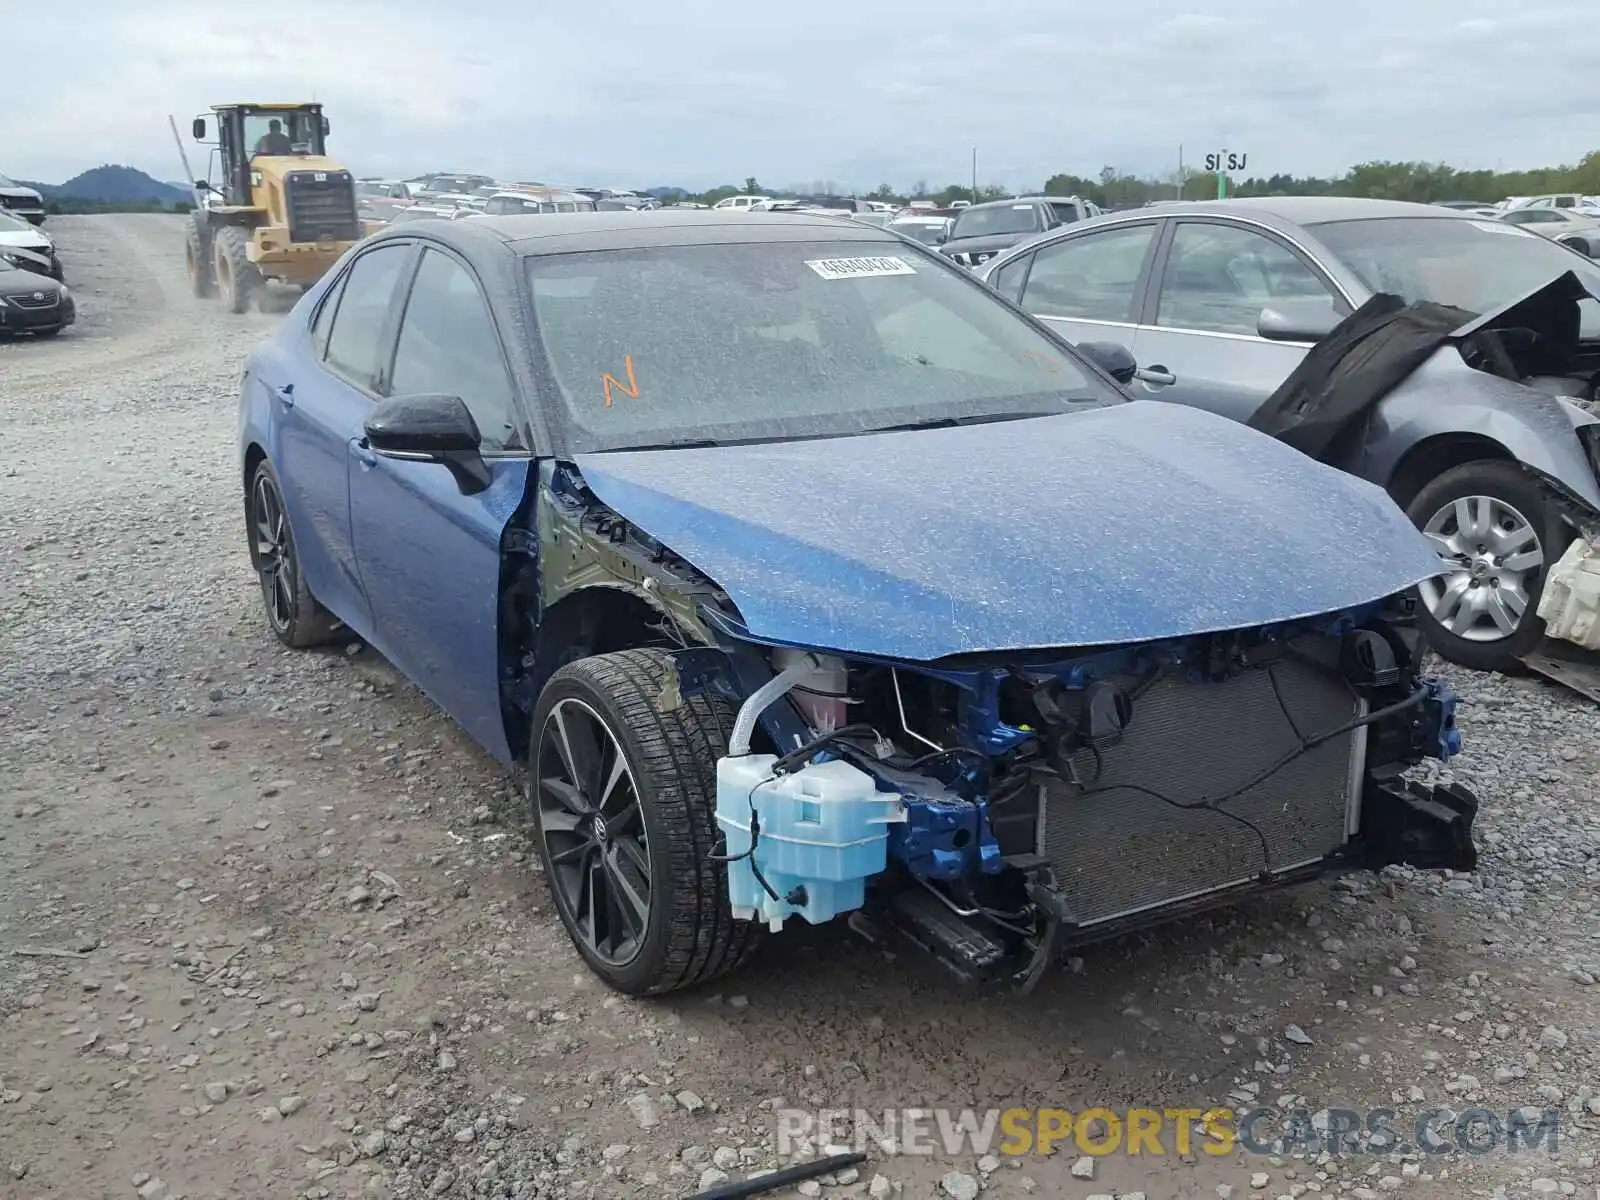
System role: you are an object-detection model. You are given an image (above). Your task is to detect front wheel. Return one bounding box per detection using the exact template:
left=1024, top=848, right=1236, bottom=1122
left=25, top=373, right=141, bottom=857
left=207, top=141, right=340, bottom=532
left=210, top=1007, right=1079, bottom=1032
left=1407, top=460, right=1571, bottom=673
left=528, top=649, right=762, bottom=995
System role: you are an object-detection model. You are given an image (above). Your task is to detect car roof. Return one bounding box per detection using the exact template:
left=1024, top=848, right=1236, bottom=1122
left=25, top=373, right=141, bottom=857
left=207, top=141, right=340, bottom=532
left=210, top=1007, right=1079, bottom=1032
left=1135, top=196, right=1470, bottom=225
left=377, top=210, right=895, bottom=255
left=489, top=186, right=592, bottom=203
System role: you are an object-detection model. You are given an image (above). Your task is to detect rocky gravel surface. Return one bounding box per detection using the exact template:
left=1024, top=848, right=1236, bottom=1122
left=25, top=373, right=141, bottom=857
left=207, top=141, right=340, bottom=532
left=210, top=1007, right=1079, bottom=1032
left=2, top=214, right=1600, bottom=1200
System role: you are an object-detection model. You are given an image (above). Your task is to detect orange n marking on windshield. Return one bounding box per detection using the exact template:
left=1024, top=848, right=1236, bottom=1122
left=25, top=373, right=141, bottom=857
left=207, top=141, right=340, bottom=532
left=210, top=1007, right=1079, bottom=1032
left=601, top=356, right=640, bottom=407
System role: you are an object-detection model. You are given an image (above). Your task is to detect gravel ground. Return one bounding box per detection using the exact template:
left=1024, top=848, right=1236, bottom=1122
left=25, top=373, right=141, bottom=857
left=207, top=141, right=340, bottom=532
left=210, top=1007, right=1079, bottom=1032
left=2, top=214, right=1600, bottom=1200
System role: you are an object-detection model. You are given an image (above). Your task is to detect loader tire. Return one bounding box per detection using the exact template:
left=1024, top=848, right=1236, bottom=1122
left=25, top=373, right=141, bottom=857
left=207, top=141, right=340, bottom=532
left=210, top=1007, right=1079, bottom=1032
left=185, top=219, right=214, bottom=298
left=214, top=225, right=262, bottom=314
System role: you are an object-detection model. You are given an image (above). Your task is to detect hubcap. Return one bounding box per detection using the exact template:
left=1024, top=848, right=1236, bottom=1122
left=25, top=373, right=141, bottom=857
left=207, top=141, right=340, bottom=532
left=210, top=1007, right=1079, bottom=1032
left=1418, top=494, right=1543, bottom=642
left=534, top=698, right=650, bottom=967
left=251, top=473, right=296, bottom=633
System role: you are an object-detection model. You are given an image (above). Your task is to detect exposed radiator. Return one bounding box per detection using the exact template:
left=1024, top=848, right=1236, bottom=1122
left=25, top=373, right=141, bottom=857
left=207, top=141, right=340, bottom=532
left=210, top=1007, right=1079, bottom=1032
left=1037, top=652, right=1364, bottom=927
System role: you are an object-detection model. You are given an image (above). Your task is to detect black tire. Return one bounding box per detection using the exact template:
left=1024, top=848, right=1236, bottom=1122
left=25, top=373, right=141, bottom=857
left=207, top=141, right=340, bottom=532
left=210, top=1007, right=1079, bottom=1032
left=214, top=224, right=261, bottom=314
left=528, top=649, right=762, bottom=995
left=245, top=459, right=341, bottom=649
left=1406, top=459, right=1572, bottom=673
left=186, top=218, right=214, bottom=298
left=1560, top=236, right=1593, bottom=258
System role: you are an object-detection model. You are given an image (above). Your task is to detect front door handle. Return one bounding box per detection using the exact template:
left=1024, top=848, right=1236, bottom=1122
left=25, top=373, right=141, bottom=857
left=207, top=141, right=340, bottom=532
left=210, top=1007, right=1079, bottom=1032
left=274, top=383, right=296, bottom=407
left=351, top=437, right=377, bottom=469
left=1136, top=365, right=1177, bottom=387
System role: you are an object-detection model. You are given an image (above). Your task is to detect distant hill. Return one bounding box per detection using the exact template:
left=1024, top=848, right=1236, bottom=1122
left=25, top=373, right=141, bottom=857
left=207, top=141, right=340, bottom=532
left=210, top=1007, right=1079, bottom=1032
left=20, top=165, right=189, bottom=208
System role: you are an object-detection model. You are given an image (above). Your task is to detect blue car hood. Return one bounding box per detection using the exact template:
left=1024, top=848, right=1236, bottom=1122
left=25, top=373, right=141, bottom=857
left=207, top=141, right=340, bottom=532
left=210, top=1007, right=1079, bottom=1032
left=573, top=403, right=1442, bottom=661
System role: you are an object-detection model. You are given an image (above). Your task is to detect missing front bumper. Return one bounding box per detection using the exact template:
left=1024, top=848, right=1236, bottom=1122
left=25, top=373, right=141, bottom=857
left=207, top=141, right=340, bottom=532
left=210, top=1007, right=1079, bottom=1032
left=875, top=774, right=1479, bottom=991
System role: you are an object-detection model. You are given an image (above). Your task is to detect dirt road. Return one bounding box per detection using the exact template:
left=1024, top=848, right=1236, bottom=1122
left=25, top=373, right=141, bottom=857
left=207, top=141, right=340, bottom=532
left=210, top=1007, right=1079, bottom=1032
left=2, top=214, right=1599, bottom=1200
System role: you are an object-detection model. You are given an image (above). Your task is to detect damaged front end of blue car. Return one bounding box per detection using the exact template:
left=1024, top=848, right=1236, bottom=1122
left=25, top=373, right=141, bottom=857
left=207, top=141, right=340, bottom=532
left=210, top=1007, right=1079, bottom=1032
left=514, top=410, right=1479, bottom=991
left=695, top=606, right=1470, bottom=990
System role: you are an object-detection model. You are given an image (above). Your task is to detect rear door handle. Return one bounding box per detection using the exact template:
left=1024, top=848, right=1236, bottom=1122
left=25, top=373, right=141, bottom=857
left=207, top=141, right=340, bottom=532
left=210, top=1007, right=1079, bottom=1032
left=1136, top=365, right=1177, bottom=387
left=274, top=384, right=296, bottom=407
left=351, top=437, right=377, bottom=469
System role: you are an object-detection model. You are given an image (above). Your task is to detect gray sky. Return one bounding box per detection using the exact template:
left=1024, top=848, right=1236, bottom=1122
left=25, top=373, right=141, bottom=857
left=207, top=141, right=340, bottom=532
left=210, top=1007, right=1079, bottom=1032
left=5, top=0, right=1598, bottom=190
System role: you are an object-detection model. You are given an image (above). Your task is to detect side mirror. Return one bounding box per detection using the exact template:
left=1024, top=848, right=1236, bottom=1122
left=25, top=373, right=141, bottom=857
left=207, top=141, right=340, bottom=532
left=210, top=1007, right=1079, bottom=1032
left=1076, top=340, right=1138, bottom=385
left=1257, top=301, right=1342, bottom=343
left=363, top=394, right=489, bottom=494
left=192, top=117, right=207, bottom=140
left=321, top=116, right=331, bottom=136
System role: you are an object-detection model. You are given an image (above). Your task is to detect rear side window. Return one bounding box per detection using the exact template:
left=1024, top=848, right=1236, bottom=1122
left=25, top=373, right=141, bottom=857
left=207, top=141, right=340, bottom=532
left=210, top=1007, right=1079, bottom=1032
left=389, top=249, right=521, bottom=451
left=1021, top=225, right=1157, bottom=321
left=1048, top=201, right=1082, bottom=225
left=323, top=243, right=410, bottom=386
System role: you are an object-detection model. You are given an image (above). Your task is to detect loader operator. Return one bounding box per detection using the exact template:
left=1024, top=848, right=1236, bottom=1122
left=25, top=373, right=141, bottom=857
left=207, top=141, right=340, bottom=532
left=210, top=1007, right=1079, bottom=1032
left=254, top=119, right=293, bottom=156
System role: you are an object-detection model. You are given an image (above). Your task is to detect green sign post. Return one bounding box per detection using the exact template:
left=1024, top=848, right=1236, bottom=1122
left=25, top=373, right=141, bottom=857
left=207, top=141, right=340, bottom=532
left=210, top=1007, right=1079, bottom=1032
left=1204, top=151, right=1248, bottom=200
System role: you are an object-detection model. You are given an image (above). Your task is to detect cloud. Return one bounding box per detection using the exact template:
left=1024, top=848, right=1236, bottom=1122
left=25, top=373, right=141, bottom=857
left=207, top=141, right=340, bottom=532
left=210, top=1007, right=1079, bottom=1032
left=2, top=0, right=1597, bottom=190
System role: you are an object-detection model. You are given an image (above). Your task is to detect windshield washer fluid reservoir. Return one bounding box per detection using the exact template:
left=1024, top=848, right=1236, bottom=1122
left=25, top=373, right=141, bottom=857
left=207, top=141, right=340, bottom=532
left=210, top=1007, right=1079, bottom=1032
left=717, top=754, right=903, bottom=930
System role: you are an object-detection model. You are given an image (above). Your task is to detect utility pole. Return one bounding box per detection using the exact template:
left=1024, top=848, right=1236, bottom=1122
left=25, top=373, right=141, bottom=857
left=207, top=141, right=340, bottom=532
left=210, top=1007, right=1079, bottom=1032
left=970, top=147, right=977, bottom=201
left=1177, top=145, right=1184, bottom=200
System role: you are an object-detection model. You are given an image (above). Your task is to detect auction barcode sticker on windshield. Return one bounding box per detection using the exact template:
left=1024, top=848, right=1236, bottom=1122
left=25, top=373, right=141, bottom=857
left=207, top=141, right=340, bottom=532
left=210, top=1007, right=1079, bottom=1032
left=804, top=256, right=917, bottom=280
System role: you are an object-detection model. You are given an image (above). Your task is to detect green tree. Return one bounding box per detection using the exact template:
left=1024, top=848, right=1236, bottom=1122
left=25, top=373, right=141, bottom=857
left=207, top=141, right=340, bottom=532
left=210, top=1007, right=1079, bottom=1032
left=743, top=176, right=762, bottom=195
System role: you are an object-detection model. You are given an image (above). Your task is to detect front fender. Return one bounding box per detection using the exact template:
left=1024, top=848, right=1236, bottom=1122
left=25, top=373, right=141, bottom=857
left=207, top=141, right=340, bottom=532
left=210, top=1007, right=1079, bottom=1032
left=1363, top=351, right=1600, bottom=513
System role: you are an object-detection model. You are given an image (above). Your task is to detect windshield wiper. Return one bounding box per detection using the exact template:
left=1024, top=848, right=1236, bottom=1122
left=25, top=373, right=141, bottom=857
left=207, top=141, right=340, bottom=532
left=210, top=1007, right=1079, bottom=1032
left=866, top=410, right=1066, bottom=434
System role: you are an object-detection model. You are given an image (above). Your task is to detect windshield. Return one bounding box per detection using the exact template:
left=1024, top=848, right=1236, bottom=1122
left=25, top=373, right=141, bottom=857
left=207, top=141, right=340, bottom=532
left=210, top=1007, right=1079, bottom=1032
left=243, top=109, right=324, bottom=157
left=0, top=172, right=16, bottom=187
left=0, top=210, right=35, bottom=232
left=951, top=204, right=1042, bottom=240
left=1312, top=216, right=1600, bottom=336
left=525, top=239, right=1114, bottom=452
left=890, top=220, right=949, bottom=246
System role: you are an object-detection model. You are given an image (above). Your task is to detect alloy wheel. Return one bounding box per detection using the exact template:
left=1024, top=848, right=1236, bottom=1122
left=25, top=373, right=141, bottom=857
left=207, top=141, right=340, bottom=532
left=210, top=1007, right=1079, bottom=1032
left=251, top=471, right=296, bottom=633
left=1418, top=494, right=1544, bottom=642
left=535, top=698, right=651, bottom=967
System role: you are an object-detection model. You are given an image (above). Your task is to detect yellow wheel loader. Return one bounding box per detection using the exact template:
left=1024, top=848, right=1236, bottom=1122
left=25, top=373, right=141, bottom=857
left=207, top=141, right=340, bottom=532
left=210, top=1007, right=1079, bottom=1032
left=172, top=103, right=379, bottom=313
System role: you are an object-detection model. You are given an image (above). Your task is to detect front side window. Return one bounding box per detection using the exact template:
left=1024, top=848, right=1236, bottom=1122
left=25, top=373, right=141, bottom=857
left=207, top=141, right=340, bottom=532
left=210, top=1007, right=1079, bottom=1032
left=1048, top=201, right=1082, bottom=225
left=1021, top=224, right=1157, bottom=322
left=526, top=240, right=1119, bottom=453
left=1156, top=222, right=1339, bottom=336
left=322, top=243, right=410, bottom=386
left=389, top=250, right=521, bottom=451
left=951, top=204, right=1044, bottom=240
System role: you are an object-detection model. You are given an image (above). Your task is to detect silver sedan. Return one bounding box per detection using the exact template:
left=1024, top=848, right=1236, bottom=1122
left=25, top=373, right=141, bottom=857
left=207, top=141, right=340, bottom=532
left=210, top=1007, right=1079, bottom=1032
left=976, top=197, right=1600, bottom=674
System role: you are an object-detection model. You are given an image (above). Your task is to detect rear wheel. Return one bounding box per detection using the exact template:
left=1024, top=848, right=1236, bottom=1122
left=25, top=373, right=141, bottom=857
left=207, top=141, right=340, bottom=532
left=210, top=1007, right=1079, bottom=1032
left=528, top=649, right=762, bottom=995
left=1407, top=460, right=1571, bottom=673
left=214, top=225, right=261, bottom=314
left=185, top=219, right=214, bottom=297
left=1559, top=235, right=1593, bottom=257
left=246, top=460, right=341, bottom=648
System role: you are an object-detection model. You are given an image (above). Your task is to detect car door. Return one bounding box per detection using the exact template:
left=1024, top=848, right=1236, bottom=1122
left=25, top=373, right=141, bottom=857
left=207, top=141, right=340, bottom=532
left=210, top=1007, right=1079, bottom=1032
left=1131, top=219, right=1348, bottom=422
left=1014, top=220, right=1163, bottom=350
left=262, top=240, right=413, bottom=637
left=346, top=244, right=531, bottom=763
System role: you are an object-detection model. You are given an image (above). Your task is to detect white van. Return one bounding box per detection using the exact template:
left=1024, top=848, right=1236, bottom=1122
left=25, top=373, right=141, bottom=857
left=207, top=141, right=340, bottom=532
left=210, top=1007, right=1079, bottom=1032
left=712, top=194, right=771, bottom=211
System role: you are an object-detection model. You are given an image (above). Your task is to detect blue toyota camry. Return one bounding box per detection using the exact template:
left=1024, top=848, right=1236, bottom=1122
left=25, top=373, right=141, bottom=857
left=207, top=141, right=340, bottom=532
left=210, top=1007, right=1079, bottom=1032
left=238, top=211, right=1477, bottom=995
